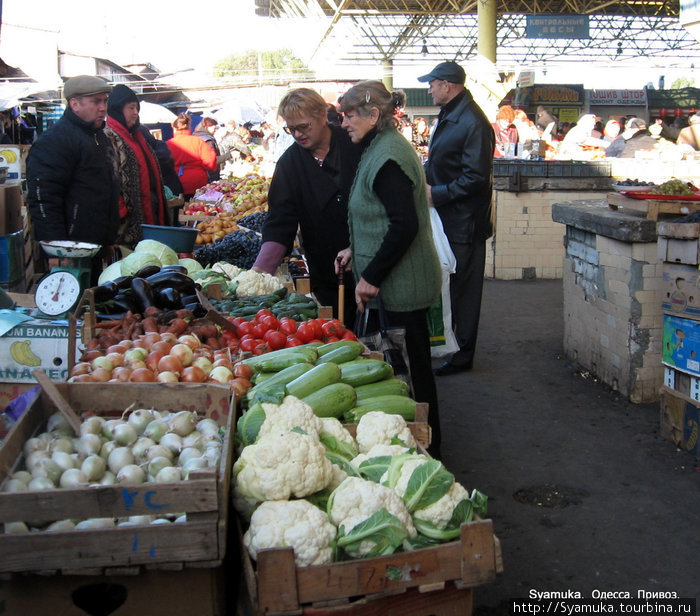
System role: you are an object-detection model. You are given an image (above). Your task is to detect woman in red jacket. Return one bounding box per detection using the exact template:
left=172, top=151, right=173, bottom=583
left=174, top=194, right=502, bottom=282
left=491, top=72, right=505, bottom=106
left=166, top=113, right=218, bottom=198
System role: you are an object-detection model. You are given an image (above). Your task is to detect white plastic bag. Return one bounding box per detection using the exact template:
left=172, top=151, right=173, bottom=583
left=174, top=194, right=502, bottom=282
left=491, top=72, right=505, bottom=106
left=427, top=209, right=459, bottom=358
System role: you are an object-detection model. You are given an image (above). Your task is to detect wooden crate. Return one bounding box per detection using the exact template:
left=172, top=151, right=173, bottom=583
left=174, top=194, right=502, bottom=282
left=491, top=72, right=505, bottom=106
left=238, top=517, right=501, bottom=616
left=0, top=383, right=235, bottom=574
left=607, top=192, right=700, bottom=221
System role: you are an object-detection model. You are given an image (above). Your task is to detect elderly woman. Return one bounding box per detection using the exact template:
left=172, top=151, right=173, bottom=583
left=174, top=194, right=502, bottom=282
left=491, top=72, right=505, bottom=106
left=104, top=84, right=167, bottom=248
left=252, top=88, right=361, bottom=323
left=166, top=113, right=218, bottom=199
left=335, top=80, right=442, bottom=457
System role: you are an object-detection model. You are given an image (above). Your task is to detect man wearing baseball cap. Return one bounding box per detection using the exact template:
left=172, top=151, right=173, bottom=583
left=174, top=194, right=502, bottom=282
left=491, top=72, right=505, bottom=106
left=27, top=75, right=120, bottom=283
left=418, top=61, right=495, bottom=376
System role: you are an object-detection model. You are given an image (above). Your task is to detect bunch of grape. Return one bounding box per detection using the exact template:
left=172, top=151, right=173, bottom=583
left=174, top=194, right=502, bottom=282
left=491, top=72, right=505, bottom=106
left=193, top=230, right=262, bottom=269
left=238, top=211, right=268, bottom=233
left=653, top=179, right=696, bottom=196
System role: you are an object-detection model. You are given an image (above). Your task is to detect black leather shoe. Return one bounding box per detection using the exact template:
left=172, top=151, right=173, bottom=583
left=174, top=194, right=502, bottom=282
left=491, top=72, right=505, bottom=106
left=433, top=361, right=473, bottom=376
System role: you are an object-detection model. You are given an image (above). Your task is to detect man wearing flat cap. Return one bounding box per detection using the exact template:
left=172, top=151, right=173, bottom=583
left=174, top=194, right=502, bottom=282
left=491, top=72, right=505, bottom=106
left=27, top=75, right=120, bottom=282
left=418, top=61, right=494, bottom=376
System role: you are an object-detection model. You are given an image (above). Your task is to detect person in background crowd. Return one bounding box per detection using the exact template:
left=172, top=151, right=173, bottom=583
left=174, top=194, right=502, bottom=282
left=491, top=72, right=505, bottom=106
left=659, top=116, right=685, bottom=142
left=677, top=114, right=700, bottom=150
left=259, top=121, right=275, bottom=149
left=492, top=105, right=518, bottom=158
left=268, top=114, right=295, bottom=164
left=392, top=89, right=414, bottom=142
left=166, top=113, right=218, bottom=199
left=603, top=119, right=621, bottom=143
left=26, top=75, right=120, bottom=284
left=193, top=117, right=231, bottom=182
left=252, top=88, right=361, bottom=324
left=335, top=80, right=442, bottom=458
left=559, top=113, right=606, bottom=156
left=139, top=127, right=183, bottom=212
left=327, top=104, right=342, bottom=127
left=412, top=116, right=431, bottom=146
left=0, top=111, right=13, bottom=144
left=218, top=120, right=253, bottom=161
left=535, top=105, right=558, bottom=137
left=512, top=109, right=539, bottom=143
left=605, top=118, right=657, bottom=158
left=418, top=61, right=494, bottom=377
left=592, top=120, right=604, bottom=139
left=104, top=84, right=167, bottom=248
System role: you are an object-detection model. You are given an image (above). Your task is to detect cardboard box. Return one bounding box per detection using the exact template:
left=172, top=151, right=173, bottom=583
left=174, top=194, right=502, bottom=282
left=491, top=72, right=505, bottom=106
left=0, top=566, right=226, bottom=616
left=0, top=184, right=22, bottom=236
left=659, top=386, right=700, bottom=458
left=661, top=313, right=700, bottom=377
left=660, top=262, right=700, bottom=319
left=0, top=383, right=234, bottom=573
left=0, top=319, right=80, bottom=383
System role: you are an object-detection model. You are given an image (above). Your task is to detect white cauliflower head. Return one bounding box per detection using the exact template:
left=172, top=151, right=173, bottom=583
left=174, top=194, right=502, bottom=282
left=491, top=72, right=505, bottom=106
left=413, top=481, right=469, bottom=529
left=319, top=418, right=358, bottom=456
left=351, top=443, right=412, bottom=468
left=258, top=396, right=323, bottom=440
left=384, top=454, right=431, bottom=496
left=355, top=412, right=416, bottom=453
left=243, top=500, right=337, bottom=567
left=233, top=431, right=333, bottom=507
left=235, top=269, right=285, bottom=298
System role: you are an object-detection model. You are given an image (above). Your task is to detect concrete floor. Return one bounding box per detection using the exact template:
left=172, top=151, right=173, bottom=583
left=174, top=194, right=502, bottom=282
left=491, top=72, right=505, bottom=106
left=434, top=279, right=699, bottom=615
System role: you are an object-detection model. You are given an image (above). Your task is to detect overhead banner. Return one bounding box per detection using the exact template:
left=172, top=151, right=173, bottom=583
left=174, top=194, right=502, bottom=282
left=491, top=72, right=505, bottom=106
left=525, top=15, right=590, bottom=39
left=589, top=90, right=647, bottom=106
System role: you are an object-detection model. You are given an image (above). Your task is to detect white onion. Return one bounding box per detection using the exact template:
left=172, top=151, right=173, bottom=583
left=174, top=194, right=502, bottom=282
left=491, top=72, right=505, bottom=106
left=155, top=466, right=182, bottom=482
left=147, top=456, right=172, bottom=478
left=116, top=464, right=146, bottom=485
left=182, top=433, right=203, bottom=450
left=59, top=468, right=88, bottom=489
left=28, top=476, right=55, bottom=490
left=51, top=451, right=76, bottom=472
left=99, top=440, right=118, bottom=460
left=127, top=515, right=155, bottom=525
left=144, top=444, right=174, bottom=462
left=102, top=418, right=125, bottom=440
left=76, top=433, right=102, bottom=457
left=80, top=416, right=105, bottom=436
left=23, top=435, right=50, bottom=458
left=150, top=518, right=171, bottom=524
left=25, top=450, right=50, bottom=472
left=70, top=452, right=84, bottom=466
left=99, top=471, right=117, bottom=486
left=127, top=409, right=157, bottom=435
left=131, top=436, right=156, bottom=461
left=5, top=522, right=29, bottom=533
left=46, top=519, right=76, bottom=532
left=199, top=433, right=223, bottom=447
left=81, top=455, right=107, bottom=481
left=32, top=457, right=62, bottom=484
left=75, top=518, right=115, bottom=530
left=168, top=411, right=197, bottom=437
left=178, top=447, right=203, bottom=466
left=3, top=479, right=28, bottom=492
left=196, top=418, right=220, bottom=438
left=47, top=412, right=73, bottom=435
left=159, top=433, right=183, bottom=455
left=49, top=437, right=74, bottom=454
left=112, top=423, right=138, bottom=446
left=11, top=470, right=32, bottom=485
left=143, top=419, right=168, bottom=442
left=174, top=514, right=187, bottom=523
left=107, top=447, right=134, bottom=474
left=203, top=447, right=221, bottom=468
left=181, top=457, right=209, bottom=479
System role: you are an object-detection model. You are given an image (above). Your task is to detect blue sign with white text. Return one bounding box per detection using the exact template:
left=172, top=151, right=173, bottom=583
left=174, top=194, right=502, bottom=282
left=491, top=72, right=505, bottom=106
left=526, top=15, right=590, bottom=39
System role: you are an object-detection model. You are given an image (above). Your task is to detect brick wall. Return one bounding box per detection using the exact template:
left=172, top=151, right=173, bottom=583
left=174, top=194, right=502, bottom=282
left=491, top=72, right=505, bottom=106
left=562, top=229, right=664, bottom=403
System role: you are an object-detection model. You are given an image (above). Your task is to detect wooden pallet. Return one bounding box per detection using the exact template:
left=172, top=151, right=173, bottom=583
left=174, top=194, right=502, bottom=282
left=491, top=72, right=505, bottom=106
left=607, top=192, right=700, bottom=221
left=0, top=383, right=234, bottom=574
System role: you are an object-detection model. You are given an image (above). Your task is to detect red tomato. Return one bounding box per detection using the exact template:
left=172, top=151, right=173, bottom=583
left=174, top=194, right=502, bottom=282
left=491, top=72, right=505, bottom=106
left=253, top=341, right=270, bottom=355
left=322, top=319, right=346, bottom=338
left=296, top=322, right=316, bottom=344
left=279, top=317, right=297, bottom=335
left=265, top=331, right=287, bottom=351
left=323, top=336, right=340, bottom=344
left=231, top=317, right=247, bottom=328
left=236, top=320, right=253, bottom=337
left=308, top=319, right=324, bottom=340
left=233, top=362, right=254, bottom=380
left=240, top=337, right=258, bottom=353
left=342, top=331, right=358, bottom=341
left=286, top=335, right=302, bottom=347
left=255, top=309, right=274, bottom=321
left=251, top=322, right=269, bottom=338
left=261, top=315, right=279, bottom=331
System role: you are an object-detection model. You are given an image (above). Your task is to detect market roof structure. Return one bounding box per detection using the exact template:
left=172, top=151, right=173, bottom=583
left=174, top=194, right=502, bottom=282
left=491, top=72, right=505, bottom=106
left=255, top=1, right=700, bottom=70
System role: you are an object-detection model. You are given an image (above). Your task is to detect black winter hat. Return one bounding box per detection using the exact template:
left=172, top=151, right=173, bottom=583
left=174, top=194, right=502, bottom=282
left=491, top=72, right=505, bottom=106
left=108, top=84, right=140, bottom=115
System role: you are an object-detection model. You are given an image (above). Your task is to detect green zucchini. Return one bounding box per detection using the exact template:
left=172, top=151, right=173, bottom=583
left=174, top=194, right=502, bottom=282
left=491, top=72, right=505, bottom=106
left=344, top=395, right=417, bottom=423
left=339, top=359, right=394, bottom=387
left=316, top=340, right=365, bottom=357
left=254, top=352, right=315, bottom=373
left=302, top=383, right=357, bottom=418
left=354, top=378, right=410, bottom=403
left=246, top=363, right=314, bottom=403
left=286, top=362, right=342, bottom=399
left=241, top=344, right=319, bottom=369
left=316, top=344, right=364, bottom=365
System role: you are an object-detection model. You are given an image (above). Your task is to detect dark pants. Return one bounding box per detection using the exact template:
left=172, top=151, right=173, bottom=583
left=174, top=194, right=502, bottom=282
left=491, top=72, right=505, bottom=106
left=449, top=240, right=487, bottom=366
left=360, top=307, right=441, bottom=455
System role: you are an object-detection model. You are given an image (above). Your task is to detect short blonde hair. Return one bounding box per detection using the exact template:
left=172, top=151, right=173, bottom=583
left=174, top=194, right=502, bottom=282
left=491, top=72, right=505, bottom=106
left=339, top=80, right=397, bottom=132
left=278, top=88, right=328, bottom=122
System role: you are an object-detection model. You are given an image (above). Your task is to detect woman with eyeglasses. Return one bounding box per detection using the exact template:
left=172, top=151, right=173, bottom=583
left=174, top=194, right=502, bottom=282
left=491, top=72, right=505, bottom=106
left=334, top=80, right=442, bottom=458
left=252, top=88, right=361, bottom=324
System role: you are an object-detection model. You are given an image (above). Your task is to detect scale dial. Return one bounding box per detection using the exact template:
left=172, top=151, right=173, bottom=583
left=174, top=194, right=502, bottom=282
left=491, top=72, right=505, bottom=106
left=34, top=271, right=82, bottom=316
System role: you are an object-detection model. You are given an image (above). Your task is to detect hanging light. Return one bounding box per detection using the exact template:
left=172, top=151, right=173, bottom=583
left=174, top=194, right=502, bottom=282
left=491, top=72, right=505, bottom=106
left=616, top=41, right=623, bottom=57
left=421, top=39, right=429, bottom=56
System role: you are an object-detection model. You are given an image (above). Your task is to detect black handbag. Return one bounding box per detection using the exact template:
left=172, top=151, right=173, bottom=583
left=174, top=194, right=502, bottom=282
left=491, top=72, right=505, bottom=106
left=354, top=296, right=413, bottom=396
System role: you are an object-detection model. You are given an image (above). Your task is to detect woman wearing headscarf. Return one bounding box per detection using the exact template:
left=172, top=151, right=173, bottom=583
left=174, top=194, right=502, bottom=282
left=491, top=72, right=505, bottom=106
left=335, top=80, right=442, bottom=458
left=104, top=84, right=167, bottom=248
left=166, top=113, right=218, bottom=199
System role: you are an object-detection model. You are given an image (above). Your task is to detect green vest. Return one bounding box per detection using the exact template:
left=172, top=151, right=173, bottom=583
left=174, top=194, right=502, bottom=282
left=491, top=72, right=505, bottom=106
left=348, top=129, right=441, bottom=312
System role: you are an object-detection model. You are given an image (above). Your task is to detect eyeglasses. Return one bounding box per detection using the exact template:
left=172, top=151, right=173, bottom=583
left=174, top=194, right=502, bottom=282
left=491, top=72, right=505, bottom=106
left=283, top=121, right=313, bottom=135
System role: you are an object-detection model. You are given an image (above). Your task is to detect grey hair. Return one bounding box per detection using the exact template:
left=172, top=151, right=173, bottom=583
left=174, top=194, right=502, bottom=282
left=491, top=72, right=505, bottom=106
left=339, top=80, right=397, bottom=132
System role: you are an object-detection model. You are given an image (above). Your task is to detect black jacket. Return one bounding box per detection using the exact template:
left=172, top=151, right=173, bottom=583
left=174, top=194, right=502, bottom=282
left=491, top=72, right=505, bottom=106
left=27, top=107, right=120, bottom=246
left=262, top=124, right=361, bottom=287
left=424, top=89, right=495, bottom=244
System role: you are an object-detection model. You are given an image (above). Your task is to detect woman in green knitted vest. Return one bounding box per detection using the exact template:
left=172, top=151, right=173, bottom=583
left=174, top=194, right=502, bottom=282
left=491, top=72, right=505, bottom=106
left=335, top=80, right=443, bottom=458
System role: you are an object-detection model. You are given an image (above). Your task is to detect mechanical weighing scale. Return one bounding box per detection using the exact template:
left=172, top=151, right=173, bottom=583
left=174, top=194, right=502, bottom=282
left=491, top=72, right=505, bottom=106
left=34, top=241, right=102, bottom=317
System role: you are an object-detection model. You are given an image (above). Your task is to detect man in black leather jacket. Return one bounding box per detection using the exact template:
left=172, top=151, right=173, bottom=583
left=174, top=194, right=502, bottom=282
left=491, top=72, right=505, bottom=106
left=27, top=75, right=120, bottom=283
left=419, top=62, right=495, bottom=376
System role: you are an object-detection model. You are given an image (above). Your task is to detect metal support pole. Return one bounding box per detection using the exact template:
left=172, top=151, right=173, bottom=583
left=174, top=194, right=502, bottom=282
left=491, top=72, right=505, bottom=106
left=382, top=59, right=393, bottom=91
left=477, top=0, right=497, bottom=64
